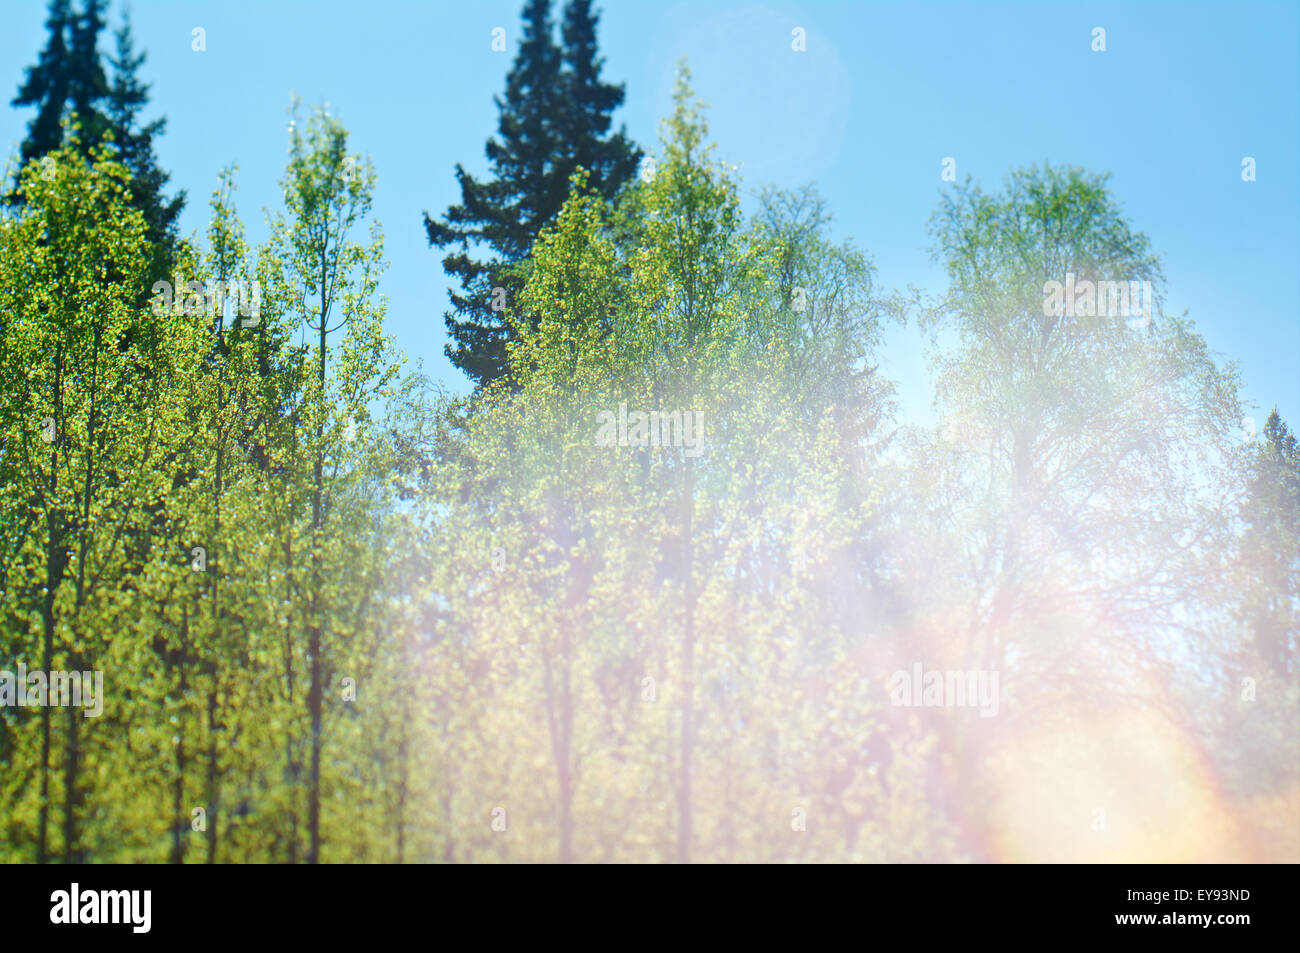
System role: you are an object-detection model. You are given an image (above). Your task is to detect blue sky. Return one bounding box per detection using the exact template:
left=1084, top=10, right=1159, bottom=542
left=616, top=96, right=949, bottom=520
left=2, top=0, right=1296, bottom=429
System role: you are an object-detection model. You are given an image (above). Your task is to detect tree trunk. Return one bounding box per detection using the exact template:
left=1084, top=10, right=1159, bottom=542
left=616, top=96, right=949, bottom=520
left=677, top=455, right=695, bottom=864
left=205, top=684, right=220, bottom=863
left=37, top=335, right=64, bottom=864
left=306, top=286, right=327, bottom=864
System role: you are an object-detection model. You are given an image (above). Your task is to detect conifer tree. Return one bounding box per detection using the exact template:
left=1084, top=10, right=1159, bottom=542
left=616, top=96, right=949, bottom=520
left=105, top=10, right=185, bottom=278
left=560, top=0, right=640, bottom=200
left=10, top=0, right=75, bottom=169
left=1239, top=410, right=1300, bottom=676
left=11, top=0, right=109, bottom=168
left=11, top=0, right=183, bottom=272
left=423, top=0, right=640, bottom=389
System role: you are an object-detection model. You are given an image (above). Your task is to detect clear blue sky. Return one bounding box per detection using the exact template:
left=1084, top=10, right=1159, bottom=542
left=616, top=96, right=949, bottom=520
left=2, top=0, right=1296, bottom=429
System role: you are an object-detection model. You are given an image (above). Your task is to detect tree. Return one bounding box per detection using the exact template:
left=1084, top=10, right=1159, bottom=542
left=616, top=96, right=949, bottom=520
left=104, top=10, right=185, bottom=280
left=11, top=0, right=110, bottom=170
left=911, top=164, right=1247, bottom=860
left=423, top=0, right=640, bottom=389
left=559, top=0, right=640, bottom=200
left=0, top=137, right=195, bottom=862
left=407, top=65, right=909, bottom=863
left=271, top=100, right=392, bottom=863
left=1239, top=410, right=1300, bottom=677
left=11, top=1, right=183, bottom=275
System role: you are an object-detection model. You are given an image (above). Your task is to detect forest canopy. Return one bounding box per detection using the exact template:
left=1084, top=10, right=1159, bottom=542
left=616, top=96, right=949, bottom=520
left=0, top=0, right=1295, bottom=864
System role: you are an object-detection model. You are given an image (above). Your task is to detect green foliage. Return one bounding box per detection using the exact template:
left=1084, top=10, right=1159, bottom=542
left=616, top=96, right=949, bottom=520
left=0, top=105, right=407, bottom=864
left=408, top=65, right=928, bottom=862
left=0, top=38, right=1292, bottom=865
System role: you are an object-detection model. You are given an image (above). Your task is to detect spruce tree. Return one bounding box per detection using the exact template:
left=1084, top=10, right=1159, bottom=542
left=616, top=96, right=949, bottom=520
left=560, top=0, right=640, bottom=201
left=1240, top=410, right=1300, bottom=676
left=65, top=0, right=110, bottom=148
left=11, top=0, right=82, bottom=167
left=424, top=0, right=640, bottom=389
left=11, top=0, right=183, bottom=273
left=11, top=0, right=110, bottom=166
left=105, top=10, right=185, bottom=277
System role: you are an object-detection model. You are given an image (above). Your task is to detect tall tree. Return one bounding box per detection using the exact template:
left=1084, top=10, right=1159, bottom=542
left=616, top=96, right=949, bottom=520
left=0, top=139, right=190, bottom=862
left=271, top=100, right=391, bottom=863
left=11, top=0, right=109, bottom=170
left=423, top=0, right=640, bottom=389
left=911, top=164, right=1246, bottom=860
left=411, top=69, right=903, bottom=862
left=64, top=0, right=110, bottom=149
left=1239, top=410, right=1300, bottom=677
left=10, top=0, right=75, bottom=170
left=559, top=0, right=640, bottom=200
left=11, top=1, right=183, bottom=274
left=105, top=10, right=185, bottom=279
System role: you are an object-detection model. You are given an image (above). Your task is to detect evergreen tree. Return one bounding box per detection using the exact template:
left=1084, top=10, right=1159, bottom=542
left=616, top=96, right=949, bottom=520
left=65, top=0, right=110, bottom=147
left=423, top=0, right=640, bottom=389
left=11, top=0, right=78, bottom=168
left=559, top=0, right=640, bottom=200
left=1240, top=410, right=1300, bottom=676
left=11, top=0, right=183, bottom=274
left=105, top=10, right=185, bottom=278
left=11, top=0, right=109, bottom=168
